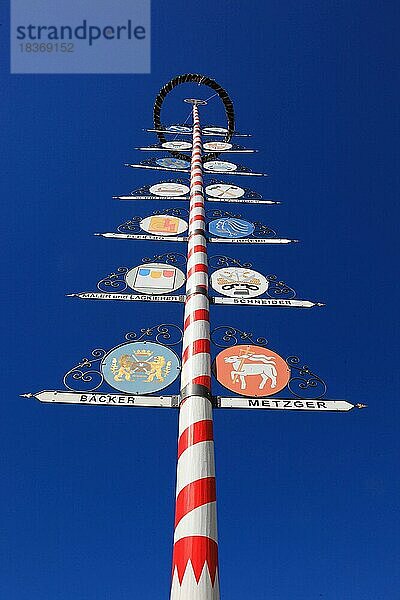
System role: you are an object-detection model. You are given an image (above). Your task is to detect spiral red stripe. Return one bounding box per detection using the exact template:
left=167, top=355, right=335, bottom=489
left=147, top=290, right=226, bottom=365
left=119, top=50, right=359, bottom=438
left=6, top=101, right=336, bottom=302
left=175, top=477, right=216, bottom=527
left=178, top=420, right=214, bottom=458
left=188, top=244, right=207, bottom=258
left=182, top=339, right=211, bottom=364
left=189, top=215, right=206, bottom=225
left=187, top=263, right=208, bottom=278
left=184, top=309, right=209, bottom=329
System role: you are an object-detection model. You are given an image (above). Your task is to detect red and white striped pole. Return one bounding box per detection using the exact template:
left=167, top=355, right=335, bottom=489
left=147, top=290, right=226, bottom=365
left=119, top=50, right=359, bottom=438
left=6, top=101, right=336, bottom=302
left=170, top=100, right=219, bottom=599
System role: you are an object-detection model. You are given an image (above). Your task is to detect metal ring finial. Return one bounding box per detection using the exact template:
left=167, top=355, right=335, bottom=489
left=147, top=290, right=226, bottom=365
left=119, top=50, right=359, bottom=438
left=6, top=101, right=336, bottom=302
left=153, top=73, right=235, bottom=162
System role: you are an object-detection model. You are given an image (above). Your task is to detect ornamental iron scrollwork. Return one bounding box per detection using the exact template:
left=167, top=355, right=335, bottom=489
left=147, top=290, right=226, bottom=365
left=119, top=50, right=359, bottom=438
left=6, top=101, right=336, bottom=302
left=266, top=275, right=296, bottom=299
left=117, top=216, right=142, bottom=234
left=208, top=255, right=253, bottom=270
left=141, top=252, right=187, bottom=268
left=285, top=356, right=327, bottom=399
left=124, top=324, right=183, bottom=347
left=62, top=325, right=183, bottom=392
left=151, top=207, right=189, bottom=217
left=206, top=209, right=242, bottom=220
left=252, top=221, right=277, bottom=239
left=210, top=326, right=268, bottom=349
left=97, top=267, right=129, bottom=293
left=63, top=348, right=106, bottom=392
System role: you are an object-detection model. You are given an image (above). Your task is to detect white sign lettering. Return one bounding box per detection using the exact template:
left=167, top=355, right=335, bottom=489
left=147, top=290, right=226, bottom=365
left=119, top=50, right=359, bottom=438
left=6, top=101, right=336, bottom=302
left=211, top=298, right=324, bottom=308
left=208, top=237, right=298, bottom=244
left=219, top=398, right=358, bottom=411
left=67, top=292, right=185, bottom=302
left=25, top=391, right=178, bottom=408
left=94, top=233, right=188, bottom=242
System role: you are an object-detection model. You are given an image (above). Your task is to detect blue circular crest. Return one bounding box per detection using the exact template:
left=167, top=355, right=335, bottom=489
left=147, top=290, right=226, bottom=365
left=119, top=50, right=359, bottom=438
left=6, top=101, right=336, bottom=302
left=156, top=157, right=190, bottom=170
left=208, top=217, right=255, bottom=239
left=101, top=342, right=181, bottom=395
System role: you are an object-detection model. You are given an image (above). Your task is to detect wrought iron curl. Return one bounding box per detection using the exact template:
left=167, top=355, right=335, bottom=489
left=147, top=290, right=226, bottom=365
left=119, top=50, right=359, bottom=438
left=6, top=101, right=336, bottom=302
left=142, top=253, right=187, bottom=267
left=117, top=216, right=142, bottom=234
left=97, top=267, right=129, bottom=293
left=63, top=348, right=106, bottom=392
left=124, top=324, right=183, bottom=347
left=151, top=207, right=189, bottom=217
left=286, top=356, right=327, bottom=399
left=206, top=209, right=241, bottom=220
left=266, top=275, right=296, bottom=299
left=211, top=326, right=268, bottom=348
left=252, top=221, right=277, bottom=239
left=208, top=255, right=253, bottom=270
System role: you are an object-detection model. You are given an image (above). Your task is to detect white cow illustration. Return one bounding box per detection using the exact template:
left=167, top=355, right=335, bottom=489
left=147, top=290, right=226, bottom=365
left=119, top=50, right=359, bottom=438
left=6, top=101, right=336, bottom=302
left=224, top=354, right=278, bottom=390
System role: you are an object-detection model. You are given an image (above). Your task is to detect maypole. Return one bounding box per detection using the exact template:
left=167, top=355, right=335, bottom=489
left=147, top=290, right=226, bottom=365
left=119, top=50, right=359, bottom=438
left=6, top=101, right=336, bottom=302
left=171, top=99, right=219, bottom=599
left=24, top=72, right=366, bottom=600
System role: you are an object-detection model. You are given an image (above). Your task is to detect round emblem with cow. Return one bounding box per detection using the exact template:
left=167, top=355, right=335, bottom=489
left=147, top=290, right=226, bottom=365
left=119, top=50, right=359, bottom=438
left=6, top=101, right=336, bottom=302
left=214, top=345, right=290, bottom=397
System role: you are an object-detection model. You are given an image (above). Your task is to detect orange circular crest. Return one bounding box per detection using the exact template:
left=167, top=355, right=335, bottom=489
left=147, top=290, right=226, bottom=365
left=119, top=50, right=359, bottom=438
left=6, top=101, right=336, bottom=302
left=214, top=345, right=290, bottom=397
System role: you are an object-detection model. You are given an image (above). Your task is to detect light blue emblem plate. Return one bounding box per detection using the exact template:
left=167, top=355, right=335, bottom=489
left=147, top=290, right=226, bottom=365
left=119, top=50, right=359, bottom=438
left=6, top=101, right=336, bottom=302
left=208, top=217, right=255, bottom=239
left=101, top=341, right=181, bottom=394
left=156, top=157, right=190, bottom=169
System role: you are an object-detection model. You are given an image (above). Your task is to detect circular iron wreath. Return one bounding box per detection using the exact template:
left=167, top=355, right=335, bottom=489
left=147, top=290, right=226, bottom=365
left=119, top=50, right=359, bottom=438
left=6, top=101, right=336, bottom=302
left=153, top=73, right=235, bottom=163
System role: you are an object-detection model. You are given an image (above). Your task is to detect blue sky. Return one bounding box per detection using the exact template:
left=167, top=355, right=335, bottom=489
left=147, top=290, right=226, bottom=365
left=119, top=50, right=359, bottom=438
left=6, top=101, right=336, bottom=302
left=2, top=1, right=399, bottom=598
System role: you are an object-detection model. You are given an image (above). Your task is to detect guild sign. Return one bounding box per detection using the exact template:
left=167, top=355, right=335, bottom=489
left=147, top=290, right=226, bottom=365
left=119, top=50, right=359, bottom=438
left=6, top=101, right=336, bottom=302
left=208, top=217, right=255, bottom=239
left=205, top=183, right=245, bottom=199
left=162, top=141, right=192, bottom=150
left=125, top=262, right=186, bottom=295
left=166, top=125, right=191, bottom=133
left=149, top=182, right=190, bottom=197
left=204, top=160, right=237, bottom=172
left=202, top=127, right=228, bottom=135
left=101, top=341, right=181, bottom=395
left=214, top=345, right=290, bottom=397
left=156, top=157, right=190, bottom=169
left=203, top=141, right=233, bottom=151
left=210, top=267, right=269, bottom=298
left=140, top=215, right=188, bottom=236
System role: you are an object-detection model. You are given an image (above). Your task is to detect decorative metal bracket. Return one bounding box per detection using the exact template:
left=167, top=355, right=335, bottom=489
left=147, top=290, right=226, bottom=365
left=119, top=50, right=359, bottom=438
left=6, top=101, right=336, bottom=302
left=210, top=326, right=268, bottom=348
left=209, top=255, right=253, bottom=270
left=210, top=326, right=328, bottom=399
left=62, top=325, right=183, bottom=393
